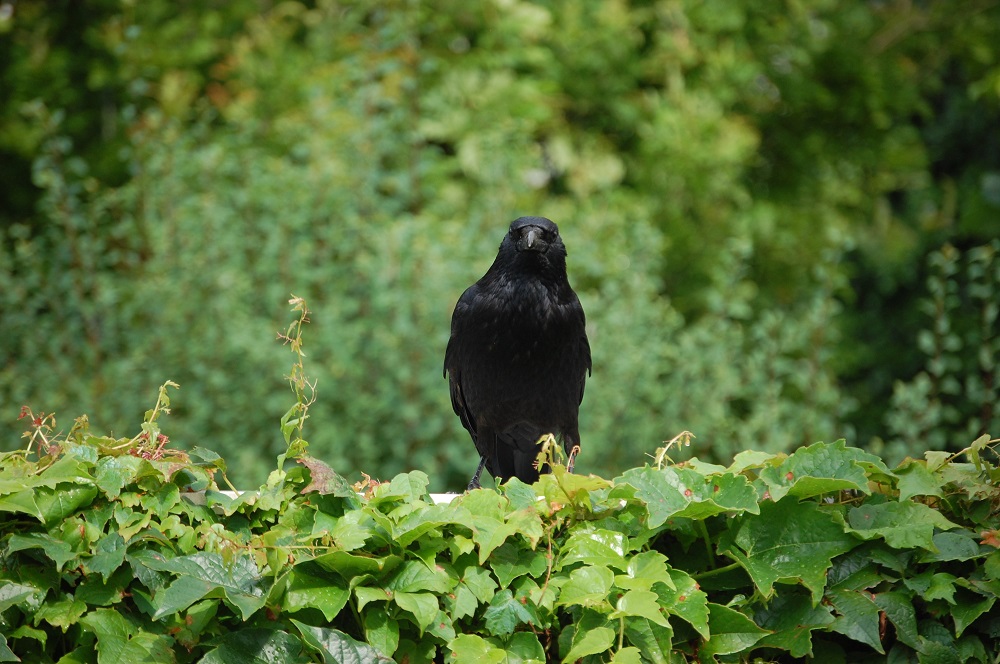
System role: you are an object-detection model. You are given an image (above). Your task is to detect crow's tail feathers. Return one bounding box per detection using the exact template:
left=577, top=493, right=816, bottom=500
left=489, top=443, right=542, bottom=485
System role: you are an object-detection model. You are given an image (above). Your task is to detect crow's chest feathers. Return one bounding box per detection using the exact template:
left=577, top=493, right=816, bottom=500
left=478, top=280, right=576, bottom=360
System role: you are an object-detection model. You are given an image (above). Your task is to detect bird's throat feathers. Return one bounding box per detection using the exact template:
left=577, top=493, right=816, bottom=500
left=476, top=274, right=579, bottom=342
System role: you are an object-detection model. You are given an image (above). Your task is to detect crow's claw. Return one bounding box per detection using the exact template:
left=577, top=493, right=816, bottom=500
left=467, top=456, right=487, bottom=491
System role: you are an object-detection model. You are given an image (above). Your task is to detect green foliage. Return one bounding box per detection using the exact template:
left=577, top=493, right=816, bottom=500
left=881, top=241, right=1000, bottom=461
left=2, top=1, right=1000, bottom=487
left=2, top=389, right=998, bottom=662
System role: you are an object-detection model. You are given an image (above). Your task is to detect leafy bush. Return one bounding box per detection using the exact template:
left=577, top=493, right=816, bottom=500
left=0, top=77, right=849, bottom=490
left=882, top=241, right=1000, bottom=460
left=2, top=374, right=998, bottom=661
left=4, top=0, right=1000, bottom=488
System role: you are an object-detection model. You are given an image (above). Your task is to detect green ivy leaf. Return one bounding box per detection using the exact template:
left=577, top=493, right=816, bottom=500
left=657, top=569, right=709, bottom=638
left=555, top=565, right=614, bottom=608
left=94, top=454, right=141, bottom=498
left=483, top=588, right=538, bottom=636
left=173, top=599, right=218, bottom=651
left=612, top=589, right=670, bottom=627
left=504, top=632, right=546, bottom=664
left=916, top=636, right=963, bottom=664
left=313, top=550, right=402, bottom=580
left=826, top=545, right=886, bottom=591
left=394, top=591, right=439, bottom=632
left=393, top=502, right=470, bottom=548
left=448, top=634, right=506, bottom=664
left=80, top=609, right=175, bottom=664
left=34, top=483, right=98, bottom=525
left=488, top=543, right=548, bottom=589
left=699, top=603, right=768, bottom=659
left=312, top=509, right=374, bottom=552
left=449, top=564, right=496, bottom=620
left=895, top=460, right=943, bottom=501
left=622, top=617, right=672, bottom=664
left=610, top=646, right=643, bottom=664
left=144, top=552, right=267, bottom=620
left=36, top=456, right=94, bottom=487
left=0, top=489, right=42, bottom=520
left=199, top=628, right=309, bottom=664
left=0, top=581, right=37, bottom=613
left=558, top=528, right=628, bottom=571
left=847, top=502, right=958, bottom=550
left=33, top=594, right=87, bottom=631
left=7, top=533, right=77, bottom=571
left=920, top=530, right=989, bottom=562
left=84, top=533, right=126, bottom=582
left=459, top=490, right=521, bottom=562
left=719, top=498, right=856, bottom=602
left=115, top=501, right=152, bottom=540
left=187, top=446, right=227, bottom=471
left=828, top=589, right=883, bottom=654
left=0, top=635, right=16, bottom=663
left=427, top=609, right=457, bottom=642
left=139, top=483, right=179, bottom=514
left=5, top=624, right=46, bottom=650
left=562, top=625, right=615, bottom=662
left=447, top=582, right=480, bottom=622
left=364, top=609, right=400, bottom=658
left=457, top=489, right=507, bottom=520
left=617, top=466, right=758, bottom=529
left=514, top=575, right=556, bottom=617
left=728, top=450, right=776, bottom=473
left=501, top=479, right=541, bottom=511
left=284, top=563, right=349, bottom=621
left=384, top=560, right=454, bottom=594
left=951, top=590, right=995, bottom=637
left=292, top=620, right=394, bottom=663
left=753, top=590, right=835, bottom=657
left=448, top=534, right=476, bottom=561
left=537, top=467, right=612, bottom=512
left=614, top=550, right=673, bottom=591
left=873, top=591, right=919, bottom=648
left=354, top=586, right=392, bottom=611
left=150, top=574, right=219, bottom=619
left=759, top=440, right=887, bottom=502
left=904, top=570, right=958, bottom=604
left=372, top=471, right=430, bottom=505
left=472, top=516, right=519, bottom=565
left=505, top=507, right=544, bottom=548
left=395, top=638, right=438, bottom=664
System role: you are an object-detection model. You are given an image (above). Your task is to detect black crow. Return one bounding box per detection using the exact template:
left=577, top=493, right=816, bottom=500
left=444, top=216, right=591, bottom=490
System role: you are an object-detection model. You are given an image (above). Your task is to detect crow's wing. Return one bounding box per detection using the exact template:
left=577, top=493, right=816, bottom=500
left=574, top=298, right=592, bottom=405
left=443, top=283, right=479, bottom=443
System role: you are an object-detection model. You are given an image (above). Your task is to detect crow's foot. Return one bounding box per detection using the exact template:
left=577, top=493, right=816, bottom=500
left=467, top=456, right=487, bottom=491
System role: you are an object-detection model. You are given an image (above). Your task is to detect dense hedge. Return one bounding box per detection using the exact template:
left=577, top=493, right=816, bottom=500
left=3, top=1, right=999, bottom=488
left=1, top=380, right=997, bottom=662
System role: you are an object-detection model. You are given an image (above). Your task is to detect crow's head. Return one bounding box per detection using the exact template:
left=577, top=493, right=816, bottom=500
left=506, top=216, right=565, bottom=261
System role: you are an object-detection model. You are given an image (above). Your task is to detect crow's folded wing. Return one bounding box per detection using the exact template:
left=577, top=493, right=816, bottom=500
left=444, top=284, right=479, bottom=441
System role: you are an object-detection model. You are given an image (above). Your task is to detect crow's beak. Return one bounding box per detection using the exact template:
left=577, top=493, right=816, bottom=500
left=517, top=226, right=549, bottom=253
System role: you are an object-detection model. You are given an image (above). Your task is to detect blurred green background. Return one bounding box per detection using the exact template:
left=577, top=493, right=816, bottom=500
left=1, top=0, right=998, bottom=492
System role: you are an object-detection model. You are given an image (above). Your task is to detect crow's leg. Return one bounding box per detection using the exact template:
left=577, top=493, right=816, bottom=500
left=467, top=456, right=487, bottom=491
left=566, top=445, right=581, bottom=474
